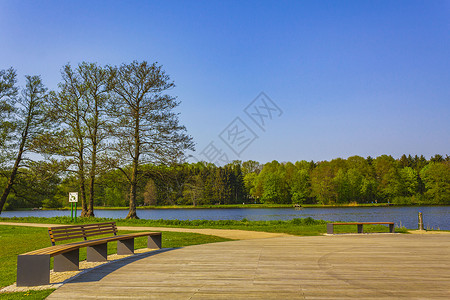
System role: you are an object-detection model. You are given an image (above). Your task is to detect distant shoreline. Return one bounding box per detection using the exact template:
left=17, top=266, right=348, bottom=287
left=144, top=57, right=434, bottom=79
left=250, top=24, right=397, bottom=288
left=7, top=203, right=449, bottom=211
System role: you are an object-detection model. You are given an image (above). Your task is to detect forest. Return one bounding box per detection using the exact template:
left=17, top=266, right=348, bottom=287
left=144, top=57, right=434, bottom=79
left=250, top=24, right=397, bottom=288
left=2, top=154, right=450, bottom=210
left=1, top=64, right=450, bottom=216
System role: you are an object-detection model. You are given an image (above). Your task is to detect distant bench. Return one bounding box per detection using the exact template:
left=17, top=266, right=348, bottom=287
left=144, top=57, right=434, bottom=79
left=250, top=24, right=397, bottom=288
left=17, top=222, right=161, bottom=286
left=327, top=222, right=395, bottom=234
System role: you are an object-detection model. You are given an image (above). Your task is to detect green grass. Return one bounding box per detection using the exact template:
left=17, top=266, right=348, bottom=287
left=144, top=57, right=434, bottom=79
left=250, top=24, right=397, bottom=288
left=0, top=216, right=409, bottom=236
left=0, top=225, right=231, bottom=299
left=0, top=289, right=55, bottom=300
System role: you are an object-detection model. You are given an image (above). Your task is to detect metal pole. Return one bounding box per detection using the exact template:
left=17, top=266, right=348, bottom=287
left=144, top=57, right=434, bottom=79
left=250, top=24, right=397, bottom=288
left=74, top=202, right=77, bottom=222
left=71, top=203, right=73, bottom=221
left=418, top=212, right=424, bottom=230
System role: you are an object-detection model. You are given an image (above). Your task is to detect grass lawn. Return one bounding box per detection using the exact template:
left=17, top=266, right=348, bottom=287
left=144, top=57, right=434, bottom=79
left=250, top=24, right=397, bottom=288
left=0, top=216, right=409, bottom=236
left=0, top=225, right=231, bottom=299
left=0, top=289, right=55, bottom=300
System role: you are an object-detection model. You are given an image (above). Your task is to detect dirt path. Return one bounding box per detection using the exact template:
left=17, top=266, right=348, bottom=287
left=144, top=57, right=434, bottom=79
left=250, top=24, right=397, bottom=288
left=0, top=221, right=289, bottom=240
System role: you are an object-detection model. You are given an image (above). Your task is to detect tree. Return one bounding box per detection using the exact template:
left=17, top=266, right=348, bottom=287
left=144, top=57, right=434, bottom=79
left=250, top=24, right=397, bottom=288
left=6, top=162, right=61, bottom=209
left=0, top=75, right=50, bottom=213
left=0, top=68, right=18, bottom=166
left=143, top=179, right=158, bottom=206
left=399, top=154, right=412, bottom=168
left=420, top=162, right=450, bottom=204
left=242, top=160, right=262, bottom=175
left=43, top=63, right=111, bottom=217
left=261, top=172, right=289, bottom=203
left=45, top=64, right=90, bottom=215
left=310, top=161, right=337, bottom=204
left=399, top=167, right=418, bottom=196
left=108, top=61, right=194, bottom=218
left=244, top=172, right=258, bottom=201
left=257, top=161, right=290, bottom=204
left=182, top=173, right=203, bottom=206
left=373, top=155, right=398, bottom=201
left=79, top=62, right=111, bottom=217
left=290, top=168, right=310, bottom=204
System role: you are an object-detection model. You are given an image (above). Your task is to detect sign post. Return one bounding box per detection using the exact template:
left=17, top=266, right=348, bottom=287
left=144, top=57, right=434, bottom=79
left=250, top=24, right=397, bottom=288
left=69, top=192, right=78, bottom=222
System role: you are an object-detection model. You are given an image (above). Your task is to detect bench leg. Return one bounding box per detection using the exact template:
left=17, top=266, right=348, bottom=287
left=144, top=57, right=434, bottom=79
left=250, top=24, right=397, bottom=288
left=389, top=224, right=395, bottom=233
left=327, top=223, right=334, bottom=234
left=17, top=254, right=50, bottom=286
left=147, top=234, right=162, bottom=249
left=117, top=238, right=134, bottom=255
left=54, top=249, right=79, bottom=272
left=357, top=224, right=364, bottom=233
left=87, top=243, right=108, bottom=262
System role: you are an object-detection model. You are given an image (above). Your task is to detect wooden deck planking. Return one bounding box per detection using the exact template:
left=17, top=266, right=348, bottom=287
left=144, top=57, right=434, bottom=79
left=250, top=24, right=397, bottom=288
left=48, top=234, right=450, bottom=299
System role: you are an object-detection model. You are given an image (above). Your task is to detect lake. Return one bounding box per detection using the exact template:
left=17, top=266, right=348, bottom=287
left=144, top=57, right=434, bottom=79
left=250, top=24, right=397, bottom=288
left=1, top=206, right=449, bottom=230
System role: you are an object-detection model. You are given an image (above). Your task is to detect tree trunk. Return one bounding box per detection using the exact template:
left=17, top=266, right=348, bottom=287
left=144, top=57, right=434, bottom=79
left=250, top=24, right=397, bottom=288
left=0, top=152, right=22, bottom=213
left=126, top=159, right=138, bottom=219
left=126, top=183, right=138, bottom=219
left=126, top=115, right=140, bottom=219
left=0, top=114, right=29, bottom=213
left=86, top=140, right=97, bottom=217
left=87, top=171, right=95, bottom=217
left=79, top=158, right=88, bottom=217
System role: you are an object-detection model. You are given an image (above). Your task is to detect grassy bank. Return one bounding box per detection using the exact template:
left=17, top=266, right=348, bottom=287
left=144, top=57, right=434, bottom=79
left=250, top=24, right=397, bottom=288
left=0, top=216, right=407, bottom=236
left=0, top=224, right=231, bottom=299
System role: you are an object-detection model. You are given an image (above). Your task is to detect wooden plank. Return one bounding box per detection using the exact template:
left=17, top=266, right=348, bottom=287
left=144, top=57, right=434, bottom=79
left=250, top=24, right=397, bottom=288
left=49, top=222, right=117, bottom=243
left=47, top=235, right=450, bottom=299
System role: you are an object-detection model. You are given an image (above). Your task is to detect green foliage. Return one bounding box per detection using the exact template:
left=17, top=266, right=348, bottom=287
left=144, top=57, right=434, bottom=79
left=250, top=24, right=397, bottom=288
left=0, top=289, right=55, bottom=300
left=420, top=162, right=450, bottom=204
left=0, top=74, right=54, bottom=213
left=290, top=168, right=310, bottom=204
left=91, top=156, right=450, bottom=207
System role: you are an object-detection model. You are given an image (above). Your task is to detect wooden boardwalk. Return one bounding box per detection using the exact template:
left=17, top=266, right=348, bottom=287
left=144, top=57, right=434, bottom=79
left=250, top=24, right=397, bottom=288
left=48, top=234, right=450, bottom=299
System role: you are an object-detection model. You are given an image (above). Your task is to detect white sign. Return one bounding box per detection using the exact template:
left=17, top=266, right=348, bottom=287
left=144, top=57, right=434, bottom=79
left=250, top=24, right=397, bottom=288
left=69, top=192, right=78, bottom=203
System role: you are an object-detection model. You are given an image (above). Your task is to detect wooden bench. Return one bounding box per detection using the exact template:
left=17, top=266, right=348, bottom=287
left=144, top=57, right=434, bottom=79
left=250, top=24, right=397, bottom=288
left=327, top=222, right=395, bottom=234
left=16, top=222, right=161, bottom=286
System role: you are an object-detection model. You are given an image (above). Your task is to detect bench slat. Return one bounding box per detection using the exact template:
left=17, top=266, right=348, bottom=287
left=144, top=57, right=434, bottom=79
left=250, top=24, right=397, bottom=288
left=50, top=224, right=117, bottom=234
left=49, top=222, right=117, bottom=230
left=51, top=228, right=116, bottom=239
left=48, top=222, right=118, bottom=245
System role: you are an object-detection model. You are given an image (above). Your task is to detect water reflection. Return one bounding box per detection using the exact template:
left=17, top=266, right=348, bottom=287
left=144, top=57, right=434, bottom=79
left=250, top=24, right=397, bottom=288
left=1, top=206, right=449, bottom=230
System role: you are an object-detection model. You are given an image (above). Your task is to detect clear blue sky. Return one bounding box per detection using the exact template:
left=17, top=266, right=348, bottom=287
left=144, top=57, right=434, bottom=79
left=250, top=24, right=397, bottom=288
left=1, top=0, right=449, bottom=164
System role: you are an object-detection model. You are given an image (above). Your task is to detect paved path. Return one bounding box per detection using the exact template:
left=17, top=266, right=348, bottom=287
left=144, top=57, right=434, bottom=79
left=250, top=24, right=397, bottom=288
left=47, top=234, right=450, bottom=299
left=0, top=222, right=288, bottom=240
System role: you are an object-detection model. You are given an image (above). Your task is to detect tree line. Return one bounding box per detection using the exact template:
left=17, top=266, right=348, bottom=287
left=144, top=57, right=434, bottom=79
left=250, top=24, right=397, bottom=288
left=2, top=152, right=449, bottom=212
left=96, top=154, right=448, bottom=207
left=0, top=62, right=194, bottom=218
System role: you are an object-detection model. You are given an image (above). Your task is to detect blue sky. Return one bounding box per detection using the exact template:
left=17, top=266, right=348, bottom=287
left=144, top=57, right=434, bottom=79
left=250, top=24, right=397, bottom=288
left=1, top=0, right=449, bottom=164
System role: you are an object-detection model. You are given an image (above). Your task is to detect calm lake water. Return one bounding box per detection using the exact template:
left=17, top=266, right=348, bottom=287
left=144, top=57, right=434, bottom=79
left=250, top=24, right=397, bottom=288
left=2, top=206, right=449, bottom=230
